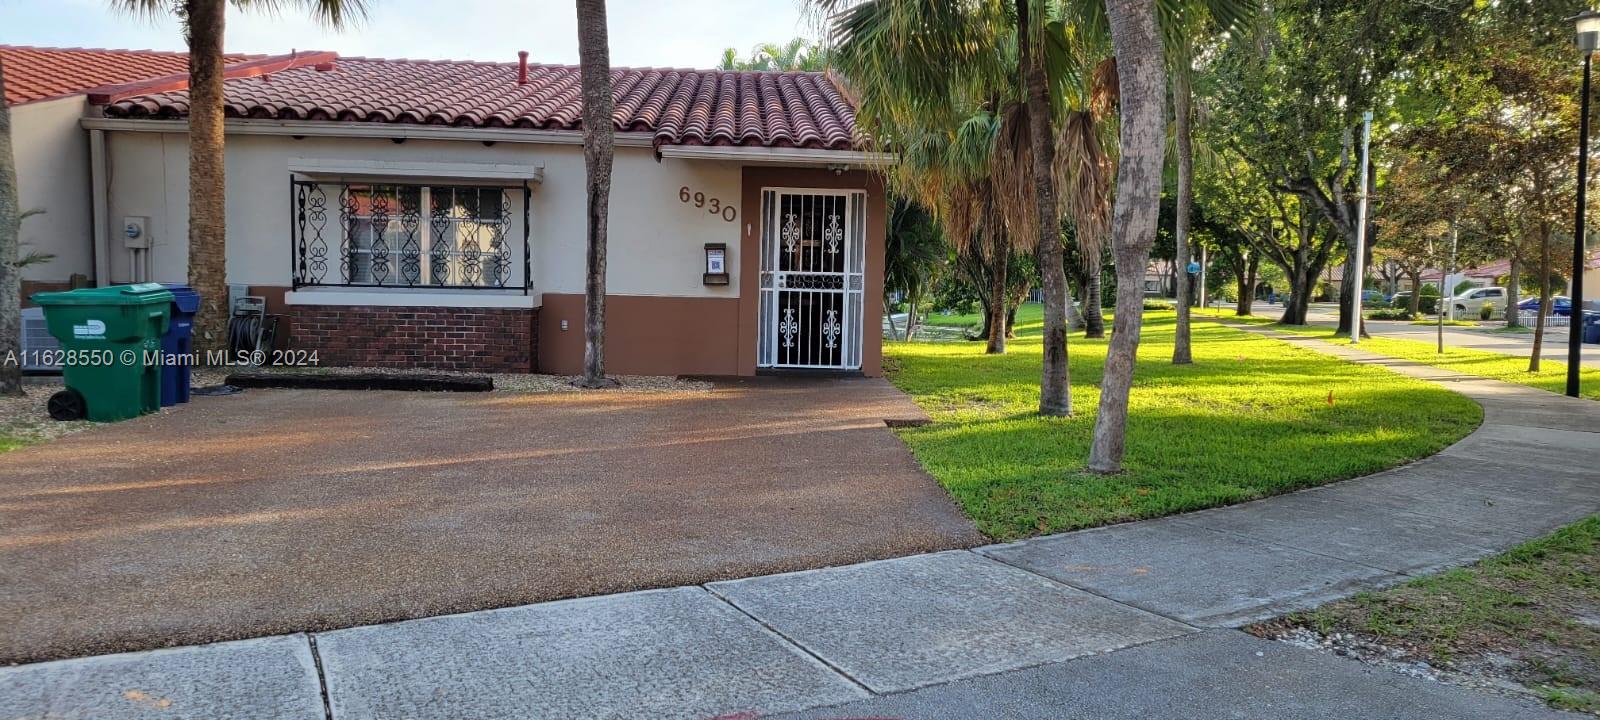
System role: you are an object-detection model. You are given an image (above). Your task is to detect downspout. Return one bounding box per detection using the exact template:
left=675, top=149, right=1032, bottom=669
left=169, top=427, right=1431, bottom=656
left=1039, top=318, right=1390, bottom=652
left=89, top=127, right=110, bottom=286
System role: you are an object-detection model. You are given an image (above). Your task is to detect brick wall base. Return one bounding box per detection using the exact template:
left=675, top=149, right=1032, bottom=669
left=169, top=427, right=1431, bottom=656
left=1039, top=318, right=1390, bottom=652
left=288, top=305, right=537, bottom=373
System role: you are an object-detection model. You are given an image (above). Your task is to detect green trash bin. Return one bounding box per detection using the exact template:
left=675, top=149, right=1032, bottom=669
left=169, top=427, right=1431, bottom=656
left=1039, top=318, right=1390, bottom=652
left=32, top=283, right=174, bottom=422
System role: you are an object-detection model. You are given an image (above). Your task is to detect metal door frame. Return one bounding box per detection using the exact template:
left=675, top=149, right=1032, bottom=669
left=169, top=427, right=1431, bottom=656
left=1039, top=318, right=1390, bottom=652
left=758, top=187, right=866, bottom=370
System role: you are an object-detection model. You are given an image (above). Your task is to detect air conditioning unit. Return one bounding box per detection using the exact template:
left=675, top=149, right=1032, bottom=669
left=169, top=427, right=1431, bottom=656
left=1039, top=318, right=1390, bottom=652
left=21, top=307, right=61, bottom=372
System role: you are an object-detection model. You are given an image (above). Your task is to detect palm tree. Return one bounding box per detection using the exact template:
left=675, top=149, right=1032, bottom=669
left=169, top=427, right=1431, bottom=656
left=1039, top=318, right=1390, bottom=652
left=1170, top=31, right=1196, bottom=364
left=883, top=198, right=944, bottom=340
left=0, top=58, right=22, bottom=396
left=1167, top=1, right=1254, bottom=364
left=110, top=0, right=365, bottom=354
left=575, top=0, right=615, bottom=387
left=1015, top=0, right=1070, bottom=414
left=1087, top=0, right=1166, bottom=473
left=717, top=38, right=829, bottom=72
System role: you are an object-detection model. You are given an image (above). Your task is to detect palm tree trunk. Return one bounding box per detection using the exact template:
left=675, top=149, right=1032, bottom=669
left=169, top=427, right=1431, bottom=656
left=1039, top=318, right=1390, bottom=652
left=576, top=0, right=615, bottom=387
left=986, top=228, right=1008, bottom=354
left=1018, top=0, right=1070, bottom=415
left=0, top=58, right=23, bottom=395
left=1171, top=38, right=1194, bottom=365
left=1083, top=263, right=1105, bottom=337
left=1089, top=0, right=1166, bottom=474
left=186, top=0, right=228, bottom=355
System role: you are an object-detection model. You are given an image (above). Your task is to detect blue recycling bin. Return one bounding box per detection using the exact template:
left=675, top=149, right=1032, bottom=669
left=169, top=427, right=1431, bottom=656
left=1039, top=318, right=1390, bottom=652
left=1584, top=312, right=1600, bottom=345
left=158, top=284, right=199, bottom=406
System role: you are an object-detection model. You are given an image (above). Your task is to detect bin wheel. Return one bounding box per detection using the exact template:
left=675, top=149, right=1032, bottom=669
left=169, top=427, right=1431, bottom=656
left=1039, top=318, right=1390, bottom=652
left=47, top=389, right=86, bottom=422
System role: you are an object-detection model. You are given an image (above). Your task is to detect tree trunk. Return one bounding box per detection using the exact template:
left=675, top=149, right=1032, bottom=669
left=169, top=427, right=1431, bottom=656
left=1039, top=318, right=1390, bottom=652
left=884, top=303, right=901, bottom=341
left=1237, top=254, right=1257, bottom=316
left=1065, top=280, right=1085, bottom=329
left=1505, top=254, right=1521, bottom=327
left=1089, top=0, right=1165, bottom=474
left=0, top=58, right=22, bottom=395
left=1171, top=36, right=1194, bottom=365
left=576, top=0, right=615, bottom=387
left=1018, top=0, right=1070, bottom=415
left=1083, top=263, right=1105, bottom=337
left=1530, top=230, right=1552, bottom=372
left=186, top=0, right=228, bottom=355
left=1407, top=271, right=1422, bottom=316
left=987, top=230, right=1009, bottom=353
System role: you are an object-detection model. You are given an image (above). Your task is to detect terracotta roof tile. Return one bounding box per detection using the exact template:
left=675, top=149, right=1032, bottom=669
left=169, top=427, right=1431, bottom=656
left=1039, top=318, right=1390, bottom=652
left=100, top=56, right=863, bottom=150
left=1, top=45, right=261, bottom=105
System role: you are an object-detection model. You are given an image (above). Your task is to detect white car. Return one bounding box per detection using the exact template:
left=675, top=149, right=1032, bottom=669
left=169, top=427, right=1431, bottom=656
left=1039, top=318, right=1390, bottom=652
left=1450, top=286, right=1507, bottom=319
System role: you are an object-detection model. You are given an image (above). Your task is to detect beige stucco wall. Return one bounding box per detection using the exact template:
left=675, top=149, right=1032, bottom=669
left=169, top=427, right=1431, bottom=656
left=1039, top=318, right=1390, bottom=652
left=101, top=131, right=743, bottom=298
left=11, top=96, right=94, bottom=283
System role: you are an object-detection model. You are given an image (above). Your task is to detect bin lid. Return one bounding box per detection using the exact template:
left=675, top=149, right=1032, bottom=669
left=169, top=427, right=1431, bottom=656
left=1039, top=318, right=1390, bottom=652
left=32, top=282, right=174, bottom=306
left=159, top=283, right=201, bottom=313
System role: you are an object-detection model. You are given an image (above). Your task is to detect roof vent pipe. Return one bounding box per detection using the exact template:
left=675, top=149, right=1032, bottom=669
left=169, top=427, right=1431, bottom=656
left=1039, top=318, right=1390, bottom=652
left=517, top=51, right=529, bottom=85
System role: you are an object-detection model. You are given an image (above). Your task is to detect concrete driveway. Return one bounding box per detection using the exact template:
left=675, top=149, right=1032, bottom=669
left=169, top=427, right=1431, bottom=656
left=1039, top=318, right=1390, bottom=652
left=0, top=377, right=982, bottom=664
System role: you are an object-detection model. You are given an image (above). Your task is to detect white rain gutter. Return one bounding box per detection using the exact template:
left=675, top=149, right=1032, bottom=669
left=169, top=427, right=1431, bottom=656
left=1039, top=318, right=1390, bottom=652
left=80, top=118, right=899, bottom=167
left=657, top=144, right=896, bottom=167
left=88, top=127, right=110, bottom=286
left=81, top=118, right=657, bottom=147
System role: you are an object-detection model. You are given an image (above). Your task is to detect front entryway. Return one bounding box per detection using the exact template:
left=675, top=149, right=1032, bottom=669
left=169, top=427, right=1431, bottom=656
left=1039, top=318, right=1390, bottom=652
left=758, top=188, right=867, bottom=370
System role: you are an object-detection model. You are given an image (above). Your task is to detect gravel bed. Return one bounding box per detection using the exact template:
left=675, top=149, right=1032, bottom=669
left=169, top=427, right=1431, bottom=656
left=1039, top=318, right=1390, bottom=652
left=0, top=367, right=710, bottom=450
left=192, top=366, right=712, bottom=394
left=1254, top=624, right=1550, bottom=706
left=0, top=379, right=90, bottom=444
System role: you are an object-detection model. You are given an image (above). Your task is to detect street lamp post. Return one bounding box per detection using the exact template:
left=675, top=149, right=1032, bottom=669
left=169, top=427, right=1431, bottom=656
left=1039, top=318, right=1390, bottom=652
left=1568, top=10, right=1600, bottom=398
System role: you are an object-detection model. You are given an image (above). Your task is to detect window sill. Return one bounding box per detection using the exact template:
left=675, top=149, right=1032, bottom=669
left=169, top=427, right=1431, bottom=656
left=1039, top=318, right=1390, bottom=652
left=285, top=288, right=539, bottom=309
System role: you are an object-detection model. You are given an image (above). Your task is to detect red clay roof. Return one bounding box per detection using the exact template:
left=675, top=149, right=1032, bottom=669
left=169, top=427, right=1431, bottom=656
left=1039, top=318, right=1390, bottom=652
left=1, top=45, right=262, bottom=106
left=101, top=57, right=863, bottom=150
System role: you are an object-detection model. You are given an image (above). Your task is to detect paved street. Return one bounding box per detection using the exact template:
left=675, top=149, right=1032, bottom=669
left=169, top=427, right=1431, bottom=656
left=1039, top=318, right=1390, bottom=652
left=1262, top=301, right=1600, bottom=367
left=3, top=325, right=1594, bottom=719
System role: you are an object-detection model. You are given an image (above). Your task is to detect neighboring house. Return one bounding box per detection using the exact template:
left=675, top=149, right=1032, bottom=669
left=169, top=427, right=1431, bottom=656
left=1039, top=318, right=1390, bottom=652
left=1575, top=248, right=1600, bottom=311
left=1142, top=261, right=1169, bottom=297
left=10, top=47, right=892, bottom=376
left=2, top=46, right=265, bottom=299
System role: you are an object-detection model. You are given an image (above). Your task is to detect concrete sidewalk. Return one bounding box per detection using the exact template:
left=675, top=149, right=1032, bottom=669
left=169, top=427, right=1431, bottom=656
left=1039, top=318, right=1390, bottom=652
left=4, top=326, right=1596, bottom=719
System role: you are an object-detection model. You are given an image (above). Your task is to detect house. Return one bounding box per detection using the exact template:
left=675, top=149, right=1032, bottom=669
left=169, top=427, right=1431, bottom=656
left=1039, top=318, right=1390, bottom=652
left=1575, top=248, right=1600, bottom=310
left=5, top=46, right=892, bottom=376
left=2, top=46, right=271, bottom=298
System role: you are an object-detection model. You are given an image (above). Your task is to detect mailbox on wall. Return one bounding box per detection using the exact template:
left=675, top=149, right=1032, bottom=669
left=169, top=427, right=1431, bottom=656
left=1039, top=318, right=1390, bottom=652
left=704, top=243, right=729, bottom=285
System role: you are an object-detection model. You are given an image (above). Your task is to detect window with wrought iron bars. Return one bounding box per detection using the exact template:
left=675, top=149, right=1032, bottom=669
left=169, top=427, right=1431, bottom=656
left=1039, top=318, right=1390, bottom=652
left=291, top=179, right=531, bottom=291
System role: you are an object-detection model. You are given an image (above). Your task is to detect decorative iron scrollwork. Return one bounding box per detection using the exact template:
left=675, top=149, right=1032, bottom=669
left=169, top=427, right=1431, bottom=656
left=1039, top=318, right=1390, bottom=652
left=822, top=309, right=840, bottom=350
left=782, top=213, right=800, bottom=253
left=822, top=214, right=843, bottom=255
left=293, top=180, right=524, bottom=291
left=779, top=307, right=798, bottom=348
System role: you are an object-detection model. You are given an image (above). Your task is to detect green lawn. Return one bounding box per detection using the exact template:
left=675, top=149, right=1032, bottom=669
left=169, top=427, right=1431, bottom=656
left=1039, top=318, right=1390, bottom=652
left=1210, top=311, right=1600, bottom=401
left=1278, top=516, right=1600, bottom=714
left=885, top=307, right=1482, bottom=540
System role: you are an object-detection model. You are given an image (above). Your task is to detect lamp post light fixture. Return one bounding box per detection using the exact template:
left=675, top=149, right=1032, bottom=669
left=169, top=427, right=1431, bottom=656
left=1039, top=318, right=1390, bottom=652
left=1568, top=9, right=1600, bottom=398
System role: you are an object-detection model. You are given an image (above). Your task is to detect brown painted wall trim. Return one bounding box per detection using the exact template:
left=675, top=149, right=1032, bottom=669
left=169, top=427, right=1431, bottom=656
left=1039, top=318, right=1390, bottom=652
left=738, top=167, right=885, bottom=377
left=538, top=293, right=740, bottom=376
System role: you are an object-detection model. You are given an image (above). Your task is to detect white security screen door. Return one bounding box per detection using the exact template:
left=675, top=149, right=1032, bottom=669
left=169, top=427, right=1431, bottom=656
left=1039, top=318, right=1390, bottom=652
left=758, top=188, right=866, bottom=369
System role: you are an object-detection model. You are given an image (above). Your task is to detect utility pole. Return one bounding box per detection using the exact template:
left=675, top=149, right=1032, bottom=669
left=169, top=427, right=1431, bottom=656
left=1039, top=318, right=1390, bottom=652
left=1351, top=111, right=1372, bottom=345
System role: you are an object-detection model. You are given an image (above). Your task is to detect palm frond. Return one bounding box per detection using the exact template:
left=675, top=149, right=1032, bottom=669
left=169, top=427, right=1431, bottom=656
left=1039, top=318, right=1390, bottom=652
left=1053, top=108, right=1112, bottom=266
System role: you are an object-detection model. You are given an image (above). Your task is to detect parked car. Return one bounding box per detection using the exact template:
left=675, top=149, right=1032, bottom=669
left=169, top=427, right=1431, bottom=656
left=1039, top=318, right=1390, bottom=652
left=1515, top=295, right=1573, bottom=317
left=1360, top=289, right=1387, bottom=308
left=1388, top=291, right=1438, bottom=314
left=1450, top=286, right=1507, bottom=319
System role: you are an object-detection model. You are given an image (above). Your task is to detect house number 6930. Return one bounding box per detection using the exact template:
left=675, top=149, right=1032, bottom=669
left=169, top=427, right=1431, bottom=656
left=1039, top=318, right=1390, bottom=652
left=679, top=186, right=737, bottom=222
